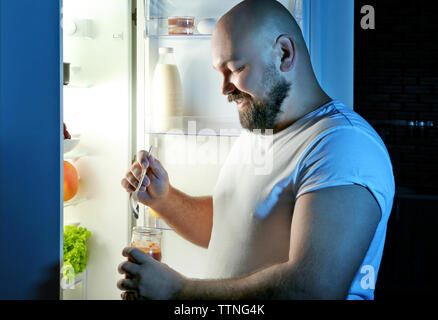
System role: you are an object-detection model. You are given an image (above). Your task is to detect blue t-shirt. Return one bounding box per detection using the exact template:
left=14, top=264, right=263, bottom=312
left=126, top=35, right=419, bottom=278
left=207, top=100, right=395, bottom=299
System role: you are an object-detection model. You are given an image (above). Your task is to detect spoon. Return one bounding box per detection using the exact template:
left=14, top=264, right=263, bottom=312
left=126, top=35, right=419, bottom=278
left=129, top=146, right=152, bottom=219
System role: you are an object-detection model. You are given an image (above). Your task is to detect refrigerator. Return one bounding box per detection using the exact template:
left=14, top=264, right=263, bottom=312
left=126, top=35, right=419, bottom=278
left=0, top=0, right=353, bottom=300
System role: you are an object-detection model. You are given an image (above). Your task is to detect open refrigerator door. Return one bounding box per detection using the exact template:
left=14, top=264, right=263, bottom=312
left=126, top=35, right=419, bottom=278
left=62, top=0, right=133, bottom=299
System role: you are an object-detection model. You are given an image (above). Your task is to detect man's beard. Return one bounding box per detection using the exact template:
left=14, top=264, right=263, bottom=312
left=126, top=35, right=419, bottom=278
left=228, top=64, right=291, bottom=134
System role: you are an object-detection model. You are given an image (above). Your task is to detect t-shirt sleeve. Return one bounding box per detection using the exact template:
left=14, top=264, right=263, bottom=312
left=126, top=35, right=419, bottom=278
left=295, top=127, right=395, bottom=218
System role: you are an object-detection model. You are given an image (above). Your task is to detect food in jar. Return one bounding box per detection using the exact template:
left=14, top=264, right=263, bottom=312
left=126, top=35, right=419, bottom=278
left=168, top=16, right=194, bottom=35
left=130, top=242, right=162, bottom=262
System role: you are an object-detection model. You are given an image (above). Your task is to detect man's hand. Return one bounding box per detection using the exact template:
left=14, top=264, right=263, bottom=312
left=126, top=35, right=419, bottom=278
left=121, top=150, right=170, bottom=208
left=117, top=247, right=186, bottom=300
left=121, top=150, right=213, bottom=248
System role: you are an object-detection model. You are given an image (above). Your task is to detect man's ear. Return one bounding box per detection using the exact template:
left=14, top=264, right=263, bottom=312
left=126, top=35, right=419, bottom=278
left=276, top=34, right=295, bottom=72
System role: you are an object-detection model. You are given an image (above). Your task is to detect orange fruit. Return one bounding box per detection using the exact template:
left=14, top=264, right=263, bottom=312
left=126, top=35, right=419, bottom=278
left=64, top=160, right=79, bottom=201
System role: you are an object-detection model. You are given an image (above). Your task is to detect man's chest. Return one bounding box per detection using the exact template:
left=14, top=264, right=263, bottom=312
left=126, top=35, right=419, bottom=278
left=213, top=159, right=297, bottom=226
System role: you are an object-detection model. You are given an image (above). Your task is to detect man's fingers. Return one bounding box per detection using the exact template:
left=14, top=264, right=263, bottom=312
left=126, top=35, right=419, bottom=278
left=122, top=247, right=149, bottom=264
left=118, top=261, right=141, bottom=276
left=121, top=291, right=138, bottom=300
left=129, top=163, right=151, bottom=187
left=121, top=176, right=149, bottom=193
left=126, top=171, right=150, bottom=189
left=137, top=150, right=152, bottom=170
left=148, top=156, right=165, bottom=179
left=117, top=278, right=137, bottom=291
left=121, top=178, right=135, bottom=192
left=146, top=170, right=156, bottom=186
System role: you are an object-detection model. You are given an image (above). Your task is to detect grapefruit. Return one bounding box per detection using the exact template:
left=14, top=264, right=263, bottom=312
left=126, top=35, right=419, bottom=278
left=64, top=161, right=79, bottom=201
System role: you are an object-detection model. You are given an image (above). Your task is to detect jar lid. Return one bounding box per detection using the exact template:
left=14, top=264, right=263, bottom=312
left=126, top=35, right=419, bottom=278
left=132, top=226, right=162, bottom=236
left=159, top=47, right=173, bottom=54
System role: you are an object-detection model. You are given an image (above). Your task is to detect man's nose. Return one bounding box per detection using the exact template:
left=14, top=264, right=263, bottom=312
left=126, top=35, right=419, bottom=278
left=222, top=78, right=236, bottom=96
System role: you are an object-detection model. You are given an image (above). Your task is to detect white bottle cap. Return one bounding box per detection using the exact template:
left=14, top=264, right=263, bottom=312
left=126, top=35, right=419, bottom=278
left=159, top=47, right=174, bottom=54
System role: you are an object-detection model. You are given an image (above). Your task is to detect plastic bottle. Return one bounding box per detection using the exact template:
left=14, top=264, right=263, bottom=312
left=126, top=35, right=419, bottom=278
left=151, top=47, right=183, bottom=132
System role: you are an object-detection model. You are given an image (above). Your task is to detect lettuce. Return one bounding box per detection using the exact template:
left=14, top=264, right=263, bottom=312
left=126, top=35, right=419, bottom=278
left=63, top=225, right=91, bottom=280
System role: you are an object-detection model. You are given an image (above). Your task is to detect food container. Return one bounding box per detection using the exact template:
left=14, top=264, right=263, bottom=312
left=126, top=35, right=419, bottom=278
left=168, top=16, right=195, bottom=35
left=130, top=226, right=162, bottom=261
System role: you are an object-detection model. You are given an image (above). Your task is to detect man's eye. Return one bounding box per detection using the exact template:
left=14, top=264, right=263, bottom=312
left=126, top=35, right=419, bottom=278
left=233, top=66, right=245, bottom=73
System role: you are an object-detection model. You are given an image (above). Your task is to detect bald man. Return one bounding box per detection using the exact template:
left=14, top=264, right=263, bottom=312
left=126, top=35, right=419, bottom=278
left=118, top=0, right=394, bottom=300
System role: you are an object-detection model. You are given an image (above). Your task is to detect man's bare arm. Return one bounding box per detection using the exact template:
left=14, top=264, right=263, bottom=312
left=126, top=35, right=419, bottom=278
left=153, top=187, right=212, bottom=249
left=175, top=184, right=381, bottom=299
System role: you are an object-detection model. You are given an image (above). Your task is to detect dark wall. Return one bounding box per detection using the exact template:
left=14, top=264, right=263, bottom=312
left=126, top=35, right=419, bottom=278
left=354, top=0, right=438, bottom=299
left=355, top=0, right=438, bottom=192
left=376, top=197, right=438, bottom=299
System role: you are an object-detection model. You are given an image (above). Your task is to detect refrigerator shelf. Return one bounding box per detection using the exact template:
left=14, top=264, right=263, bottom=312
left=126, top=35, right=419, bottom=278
left=145, top=116, right=242, bottom=137
left=146, top=34, right=212, bottom=40
left=145, top=131, right=241, bottom=137
left=64, top=151, right=88, bottom=160
left=64, top=197, right=88, bottom=208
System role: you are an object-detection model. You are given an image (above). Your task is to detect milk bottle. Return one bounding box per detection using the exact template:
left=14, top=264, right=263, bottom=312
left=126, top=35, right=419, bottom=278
left=151, top=47, right=183, bottom=132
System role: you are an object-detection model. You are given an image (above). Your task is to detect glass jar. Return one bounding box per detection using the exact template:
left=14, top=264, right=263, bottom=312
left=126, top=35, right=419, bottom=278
left=168, top=16, right=194, bottom=35
left=130, top=227, right=162, bottom=261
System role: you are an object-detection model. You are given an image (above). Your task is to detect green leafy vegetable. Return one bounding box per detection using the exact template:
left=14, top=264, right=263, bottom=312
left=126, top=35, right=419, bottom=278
left=63, top=225, right=91, bottom=280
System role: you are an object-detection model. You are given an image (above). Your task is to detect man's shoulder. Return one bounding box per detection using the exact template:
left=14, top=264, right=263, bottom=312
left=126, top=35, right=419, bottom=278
left=298, top=116, right=393, bottom=179
left=298, top=101, right=382, bottom=148
left=310, top=101, right=373, bottom=133
left=280, top=106, right=371, bottom=155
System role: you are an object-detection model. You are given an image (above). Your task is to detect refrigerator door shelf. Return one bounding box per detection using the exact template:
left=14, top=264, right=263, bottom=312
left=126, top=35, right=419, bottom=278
left=64, top=83, right=92, bottom=88
left=63, top=138, right=80, bottom=154
left=61, top=268, right=87, bottom=291
left=61, top=268, right=88, bottom=300
left=64, top=151, right=88, bottom=160
left=64, top=197, right=88, bottom=208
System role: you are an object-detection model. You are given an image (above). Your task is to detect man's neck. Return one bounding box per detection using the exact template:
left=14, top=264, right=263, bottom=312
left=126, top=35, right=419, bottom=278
left=273, top=91, right=332, bottom=134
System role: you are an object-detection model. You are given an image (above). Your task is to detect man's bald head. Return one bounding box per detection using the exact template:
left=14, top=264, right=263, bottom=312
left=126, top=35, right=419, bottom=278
left=211, top=0, right=328, bottom=133
left=214, top=0, right=306, bottom=54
